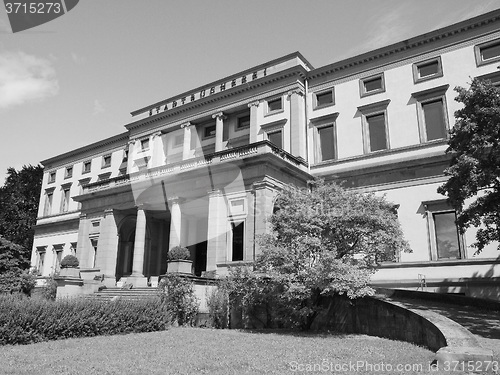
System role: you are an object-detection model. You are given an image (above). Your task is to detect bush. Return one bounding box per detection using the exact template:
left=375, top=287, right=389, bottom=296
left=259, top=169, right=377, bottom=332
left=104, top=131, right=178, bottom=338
left=19, top=270, right=37, bottom=296
left=40, top=277, right=58, bottom=300
left=60, top=255, right=79, bottom=268
left=158, top=274, right=198, bottom=326
left=0, top=294, right=170, bottom=345
left=167, top=246, right=190, bottom=261
left=206, top=284, right=229, bottom=329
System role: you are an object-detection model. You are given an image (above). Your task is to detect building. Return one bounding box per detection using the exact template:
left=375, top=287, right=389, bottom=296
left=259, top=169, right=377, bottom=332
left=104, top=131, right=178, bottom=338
left=32, top=9, right=500, bottom=299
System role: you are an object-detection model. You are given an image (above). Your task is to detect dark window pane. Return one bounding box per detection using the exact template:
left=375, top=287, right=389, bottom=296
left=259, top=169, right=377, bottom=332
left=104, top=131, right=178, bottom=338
left=364, top=77, right=382, bottom=92
left=223, top=122, right=229, bottom=142
left=237, top=115, right=250, bottom=129
left=423, top=100, right=446, bottom=141
left=232, top=222, right=244, bottom=261
left=318, top=125, right=335, bottom=161
left=433, top=212, right=460, bottom=259
left=268, top=131, right=282, bottom=148
left=316, top=91, right=333, bottom=106
left=481, top=43, right=500, bottom=61
left=367, top=114, right=387, bottom=151
left=418, top=61, right=439, bottom=77
left=204, top=125, right=216, bottom=138
left=268, top=98, right=282, bottom=112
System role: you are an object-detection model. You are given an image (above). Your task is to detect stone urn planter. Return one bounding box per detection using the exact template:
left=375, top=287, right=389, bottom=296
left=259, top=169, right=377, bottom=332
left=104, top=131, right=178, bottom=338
left=58, top=254, right=80, bottom=278
left=166, top=246, right=192, bottom=275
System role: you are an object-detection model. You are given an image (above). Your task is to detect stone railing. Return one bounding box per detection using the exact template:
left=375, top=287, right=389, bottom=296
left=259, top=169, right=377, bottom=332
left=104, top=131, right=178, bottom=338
left=83, top=141, right=307, bottom=194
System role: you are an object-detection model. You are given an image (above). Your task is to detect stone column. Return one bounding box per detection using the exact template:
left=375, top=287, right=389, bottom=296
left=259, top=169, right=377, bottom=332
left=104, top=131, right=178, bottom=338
left=151, top=131, right=163, bottom=167
left=206, top=189, right=228, bottom=273
left=181, top=122, right=192, bottom=160
left=288, top=89, right=307, bottom=160
left=126, top=140, right=136, bottom=173
left=252, top=181, right=277, bottom=258
left=76, top=213, right=90, bottom=268
left=248, top=101, right=261, bottom=143
left=212, top=112, right=226, bottom=152
left=168, top=197, right=182, bottom=250
left=98, top=208, right=119, bottom=285
left=130, top=205, right=147, bottom=286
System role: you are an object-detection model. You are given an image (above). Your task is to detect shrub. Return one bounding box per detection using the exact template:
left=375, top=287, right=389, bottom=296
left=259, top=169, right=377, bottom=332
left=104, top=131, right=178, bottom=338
left=167, top=246, right=190, bottom=261
left=41, top=277, right=58, bottom=300
left=60, top=255, right=79, bottom=268
left=19, top=270, right=37, bottom=296
left=206, top=284, right=229, bottom=329
left=158, top=274, right=198, bottom=326
left=0, top=294, right=170, bottom=345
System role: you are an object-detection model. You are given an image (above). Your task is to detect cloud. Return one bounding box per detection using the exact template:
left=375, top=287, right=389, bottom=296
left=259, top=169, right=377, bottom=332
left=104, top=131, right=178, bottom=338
left=71, top=52, right=85, bottom=64
left=0, top=51, right=58, bottom=110
left=93, top=99, right=105, bottom=115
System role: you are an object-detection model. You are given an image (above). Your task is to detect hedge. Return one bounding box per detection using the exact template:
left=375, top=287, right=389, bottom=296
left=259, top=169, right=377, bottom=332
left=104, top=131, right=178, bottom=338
left=0, top=295, right=171, bottom=345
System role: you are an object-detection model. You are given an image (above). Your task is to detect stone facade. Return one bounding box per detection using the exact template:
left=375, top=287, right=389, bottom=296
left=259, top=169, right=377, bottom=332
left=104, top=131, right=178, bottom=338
left=32, top=10, right=500, bottom=298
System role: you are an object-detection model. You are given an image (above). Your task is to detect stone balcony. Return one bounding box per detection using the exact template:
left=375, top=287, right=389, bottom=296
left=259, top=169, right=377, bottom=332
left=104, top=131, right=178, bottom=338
left=83, top=141, right=308, bottom=194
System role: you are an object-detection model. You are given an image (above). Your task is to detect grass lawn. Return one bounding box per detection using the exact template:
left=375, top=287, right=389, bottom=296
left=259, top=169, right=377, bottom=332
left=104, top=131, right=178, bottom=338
left=0, top=327, right=439, bottom=375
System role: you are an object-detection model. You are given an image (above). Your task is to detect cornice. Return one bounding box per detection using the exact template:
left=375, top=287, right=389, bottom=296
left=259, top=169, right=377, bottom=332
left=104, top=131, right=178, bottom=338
left=41, top=132, right=129, bottom=168
left=308, top=9, right=500, bottom=84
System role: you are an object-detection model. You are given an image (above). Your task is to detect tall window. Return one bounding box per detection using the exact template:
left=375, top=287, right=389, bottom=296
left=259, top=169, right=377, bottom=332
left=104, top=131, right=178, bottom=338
left=317, top=124, right=336, bottom=161
left=102, top=154, right=111, bottom=168
left=412, top=85, right=449, bottom=143
left=231, top=222, right=244, bottom=261
left=36, top=246, right=46, bottom=275
left=91, top=239, right=98, bottom=268
left=358, top=99, right=390, bottom=154
left=82, top=160, right=91, bottom=174
left=44, top=190, right=53, bottom=216
left=61, top=187, right=70, bottom=213
left=54, top=246, right=63, bottom=273
left=425, top=201, right=464, bottom=260
left=268, top=130, right=283, bottom=149
left=365, top=113, right=388, bottom=152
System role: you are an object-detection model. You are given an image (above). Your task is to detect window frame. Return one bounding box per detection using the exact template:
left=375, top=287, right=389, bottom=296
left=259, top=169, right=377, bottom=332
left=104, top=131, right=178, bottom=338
left=313, top=88, right=335, bottom=110
left=236, top=114, right=250, bottom=131
left=173, top=133, right=184, bottom=148
left=48, top=171, right=56, bottom=184
left=230, top=220, right=245, bottom=262
left=43, top=188, right=54, bottom=216
left=359, top=73, right=386, bottom=98
left=203, top=124, right=216, bottom=140
left=474, top=39, right=500, bottom=67
left=358, top=99, right=391, bottom=154
left=310, top=113, right=339, bottom=164
left=424, top=200, right=465, bottom=261
left=412, top=85, right=450, bottom=144
left=265, top=96, right=284, bottom=116
left=101, top=154, right=112, bottom=169
left=60, top=184, right=71, bottom=213
left=36, top=246, right=47, bottom=275
left=64, top=165, right=73, bottom=179
left=82, top=160, right=92, bottom=174
left=412, top=56, right=443, bottom=84
left=476, top=71, right=500, bottom=87
left=267, top=129, right=283, bottom=149
left=140, top=138, right=150, bottom=152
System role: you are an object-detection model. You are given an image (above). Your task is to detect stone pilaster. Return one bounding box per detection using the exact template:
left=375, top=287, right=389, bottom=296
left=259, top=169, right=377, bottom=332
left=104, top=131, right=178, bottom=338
left=97, top=208, right=119, bottom=281
left=168, top=197, right=182, bottom=250
left=181, top=122, right=192, bottom=160
left=288, top=89, right=307, bottom=160
left=206, top=189, right=228, bottom=272
left=130, top=205, right=147, bottom=286
left=212, top=112, right=226, bottom=152
left=248, top=101, right=261, bottom=143
left=76, top=213, right=90, bottom=268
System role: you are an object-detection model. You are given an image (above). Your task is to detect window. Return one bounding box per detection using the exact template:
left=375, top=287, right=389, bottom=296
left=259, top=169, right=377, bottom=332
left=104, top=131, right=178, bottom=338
left=475, top=39, right=500, bottom=66
left=173, top=134, right=184, bottom=148
left=412, top=85, right=449, bottom=143
left=91, top=239, right=98, bottom=268
left=317, top=125, right=336, bottom=162
left=314, top=89, right=335, bottom=109
left=237, top=115, right=250, bottom=130
left=64, top=166, right=73, bottom=179
left=70, top=242, right=77, bottom=256
left=43, top=190, right=54, bottom=216
left=48, top=171, right=56, bottom=184
left=82, top=160, right=91, bottom=174
left=268, top=130, right=283, bottom=149
left=231, top=222, right=244, bottom=261
left=412, top=57, right=443, bottom=83
left=140, top=138, right=150, bottom=151
left=122, top=150, right=129, bottom=162
left=424, top=201, right=464, bottom=260
left=102, top=154, right=111, bottom=168
left=203, top=124, right=216, bottom=139
left=476, top=71, right=500, bottom=87
left=36, top=247, right=46, bottom=275
left=53, top=245, right=63, bottom=273
left=360, top=73, right=385, bottom=97
left=60, top=187, right=70, bottom=213
left=358, top=99, right=390, bottom=153
left=266, top=97, right=283, bottom=114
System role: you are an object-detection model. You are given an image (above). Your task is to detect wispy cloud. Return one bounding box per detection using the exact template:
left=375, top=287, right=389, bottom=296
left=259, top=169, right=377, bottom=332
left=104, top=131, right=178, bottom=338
left=93, top=99, right=105, bottom=115
left=71, top=52, right=85, bottom=64
left=0, top=51, right=58, bottom=110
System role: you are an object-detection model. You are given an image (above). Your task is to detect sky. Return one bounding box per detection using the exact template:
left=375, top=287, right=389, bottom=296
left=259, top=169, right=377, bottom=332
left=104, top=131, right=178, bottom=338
left=1, top=0, right=500, bottom=183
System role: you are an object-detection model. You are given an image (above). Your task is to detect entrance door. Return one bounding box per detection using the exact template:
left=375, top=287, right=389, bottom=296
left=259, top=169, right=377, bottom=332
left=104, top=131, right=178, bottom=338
left=194, top=240, right=207, bottom=276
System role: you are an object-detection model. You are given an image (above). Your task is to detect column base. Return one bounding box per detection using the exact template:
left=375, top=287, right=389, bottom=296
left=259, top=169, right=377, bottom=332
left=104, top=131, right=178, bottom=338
left=127, top=275, right=149, bottom=287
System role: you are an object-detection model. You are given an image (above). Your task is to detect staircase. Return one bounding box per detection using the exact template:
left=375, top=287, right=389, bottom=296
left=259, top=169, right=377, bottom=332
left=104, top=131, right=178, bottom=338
left=88, top=287, right=160, bottom=302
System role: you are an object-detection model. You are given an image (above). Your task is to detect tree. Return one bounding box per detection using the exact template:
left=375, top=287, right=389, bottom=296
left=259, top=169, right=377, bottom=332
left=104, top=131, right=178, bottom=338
left=249, top=180, right=410, bottom=329
left=438, top=78, right=500, bottom=252
left=0, top=236, right=32, bottom=293
left=0, top=165, right=43, bottom=253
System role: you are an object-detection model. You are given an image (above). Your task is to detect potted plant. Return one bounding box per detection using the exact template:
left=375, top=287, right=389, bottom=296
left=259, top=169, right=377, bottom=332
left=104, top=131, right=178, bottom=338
left=58, top=254, right=80, bottom=278
left=167, top=246, right=192, bottom=274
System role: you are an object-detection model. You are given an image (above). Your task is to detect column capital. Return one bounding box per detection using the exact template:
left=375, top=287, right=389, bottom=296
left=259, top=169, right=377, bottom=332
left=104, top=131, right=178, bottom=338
left=151, top=131, right=162, bottom=139
left=207, top=189, right=223, bottom=197
left=104, top=208, right=114, bottom=216
left=212, top=112, right=227, bottom=120
left=135, top=204, right=146, bottom=211
left=180, top=121, right=192, bottom=128
left=287, top=89, right=304, bottom=98
left=167, top=196, right=184, bottom=205
left=79, top=213, right=87, bottom=220
left=248, top=100, right=260, bottom=108
left=128, top=139, right=136, bottom=146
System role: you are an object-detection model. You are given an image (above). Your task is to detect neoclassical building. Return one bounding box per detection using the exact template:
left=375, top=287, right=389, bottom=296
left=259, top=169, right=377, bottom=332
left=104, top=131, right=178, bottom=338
left=32, top=9, right=500, bottom=298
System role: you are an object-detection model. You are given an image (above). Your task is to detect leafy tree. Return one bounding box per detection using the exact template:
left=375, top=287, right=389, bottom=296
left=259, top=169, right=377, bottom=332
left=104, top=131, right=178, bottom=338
left=0, top=236, right=34, bottom=294
left=438, top=78, right=500, bottom=252
left=0, top=164, right=43, bottom=256
left=235, top=180, right=410, bottom=330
